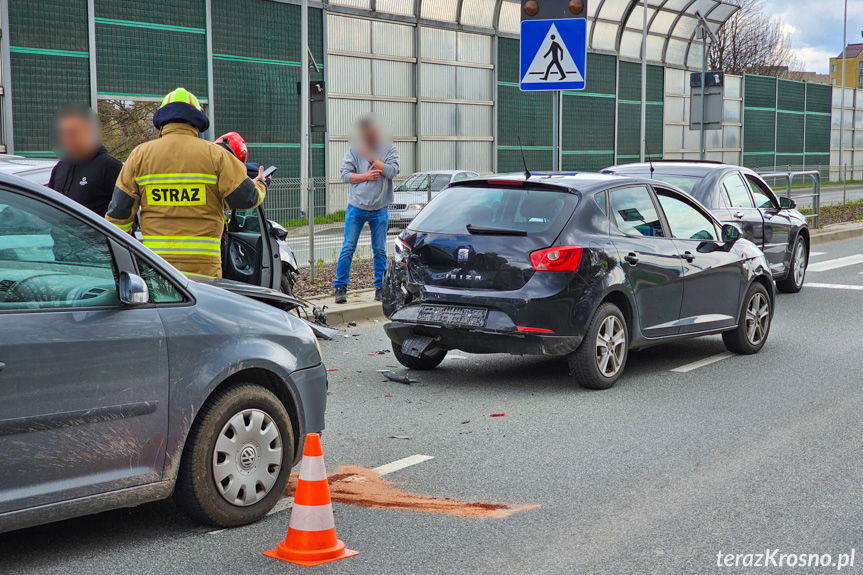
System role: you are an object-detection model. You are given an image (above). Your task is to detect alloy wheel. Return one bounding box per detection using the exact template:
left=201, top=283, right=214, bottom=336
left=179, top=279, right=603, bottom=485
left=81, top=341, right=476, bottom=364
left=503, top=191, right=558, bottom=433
left=744, top=292, right=770, bottom=346
left=213, top=408, right=283, bottom=507
left=595, top=315, right=626, bottom=377
left=793, top=240, right=807, bottom=287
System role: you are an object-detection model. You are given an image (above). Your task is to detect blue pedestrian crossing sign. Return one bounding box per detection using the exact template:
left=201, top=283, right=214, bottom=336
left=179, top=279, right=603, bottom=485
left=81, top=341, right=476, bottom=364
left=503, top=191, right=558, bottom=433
left=520, top=19, right=587, bottom=91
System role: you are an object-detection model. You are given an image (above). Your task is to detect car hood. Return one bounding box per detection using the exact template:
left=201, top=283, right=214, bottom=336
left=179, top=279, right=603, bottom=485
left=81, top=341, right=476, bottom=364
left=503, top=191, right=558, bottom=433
left=186, top=274, right=304, bottom=312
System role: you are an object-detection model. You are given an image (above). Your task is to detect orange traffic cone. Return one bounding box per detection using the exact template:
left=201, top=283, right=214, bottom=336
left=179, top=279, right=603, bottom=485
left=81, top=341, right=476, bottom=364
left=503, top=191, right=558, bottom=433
left=264, top=433, right=358, bottom=566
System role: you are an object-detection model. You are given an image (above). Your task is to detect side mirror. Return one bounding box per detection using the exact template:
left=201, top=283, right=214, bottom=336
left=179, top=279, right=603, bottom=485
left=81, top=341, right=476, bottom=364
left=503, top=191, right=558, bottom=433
left=779, top=197, right=796, bottom=210
left=721, top=224, right=741, bottom=245
left=119, top=271, right=149, bottom=305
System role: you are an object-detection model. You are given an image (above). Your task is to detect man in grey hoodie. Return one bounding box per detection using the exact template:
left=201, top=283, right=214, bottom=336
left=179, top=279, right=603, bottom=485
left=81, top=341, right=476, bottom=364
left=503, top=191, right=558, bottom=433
left=334, top=115, right=399, bottom=303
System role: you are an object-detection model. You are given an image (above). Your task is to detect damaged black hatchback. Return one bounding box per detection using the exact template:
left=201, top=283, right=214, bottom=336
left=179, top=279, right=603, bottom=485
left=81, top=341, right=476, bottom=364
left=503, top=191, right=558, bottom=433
left=382, top=173, right=775, bottom=389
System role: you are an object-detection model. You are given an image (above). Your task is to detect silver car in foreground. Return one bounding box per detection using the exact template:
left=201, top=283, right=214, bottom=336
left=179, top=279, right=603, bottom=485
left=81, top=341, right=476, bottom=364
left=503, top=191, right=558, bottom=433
left=388, top=170, right=478, bottom=227
left=0, top=174, right=327, bottom=532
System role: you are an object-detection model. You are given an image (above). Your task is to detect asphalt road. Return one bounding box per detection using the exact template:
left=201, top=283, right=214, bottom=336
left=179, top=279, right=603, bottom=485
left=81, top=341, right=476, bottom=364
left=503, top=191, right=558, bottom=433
left=5, top=237, right=863, bottom=574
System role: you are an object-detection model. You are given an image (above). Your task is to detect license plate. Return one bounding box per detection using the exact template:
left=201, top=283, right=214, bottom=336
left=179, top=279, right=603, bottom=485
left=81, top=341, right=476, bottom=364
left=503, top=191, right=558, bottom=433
left=417, top=305, right=487, bottom=327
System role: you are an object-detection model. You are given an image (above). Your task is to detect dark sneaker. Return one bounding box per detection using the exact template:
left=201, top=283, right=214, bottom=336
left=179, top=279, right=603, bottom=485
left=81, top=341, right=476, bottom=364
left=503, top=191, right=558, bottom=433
left=374, top=288, right=382, bottom=302
left=334, top=287, right=347, bottom=304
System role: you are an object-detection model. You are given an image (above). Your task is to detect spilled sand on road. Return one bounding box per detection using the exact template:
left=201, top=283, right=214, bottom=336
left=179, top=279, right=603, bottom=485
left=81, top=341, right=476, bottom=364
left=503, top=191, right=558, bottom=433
left=286, top=465, right=538, bottom=519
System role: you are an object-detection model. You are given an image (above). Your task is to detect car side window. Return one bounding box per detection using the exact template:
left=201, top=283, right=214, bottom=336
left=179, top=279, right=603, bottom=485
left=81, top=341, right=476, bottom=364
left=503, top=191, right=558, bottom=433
left=136, top=258, right=185, bottom=304
left=655, top=191, right=717, bottom=241
left=608, top=186, right=664, bottom=238
left=229, top=208, right=261, bottom=233
left=0, top=189, right=122, bottom=310
left=452, top=172, right=470, bottom=182
left=594, top=191, right=607, bottom=215
left=745, top=175, right=778, bottom=209
left=723, top=173, right=754, bottom=208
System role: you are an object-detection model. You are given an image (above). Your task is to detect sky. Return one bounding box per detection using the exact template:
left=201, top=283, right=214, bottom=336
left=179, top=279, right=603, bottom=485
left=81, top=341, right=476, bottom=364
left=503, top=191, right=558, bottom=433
left=763, top=0, right=863, bottom=73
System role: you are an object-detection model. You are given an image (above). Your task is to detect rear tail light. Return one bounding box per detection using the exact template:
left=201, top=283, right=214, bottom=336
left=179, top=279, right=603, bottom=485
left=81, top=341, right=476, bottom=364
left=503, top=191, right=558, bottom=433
left=394, top=236, right=412, bottom=265
left=530, top=246, right=583, bottom=272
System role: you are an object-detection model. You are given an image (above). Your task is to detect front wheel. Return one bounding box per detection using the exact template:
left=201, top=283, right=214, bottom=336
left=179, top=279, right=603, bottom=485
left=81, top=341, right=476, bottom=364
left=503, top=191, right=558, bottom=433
left=722, top=282, right=772, bottom=354
left=280, top=267, right=296, bottom=296
left=568, top=302, right=628, bottom=390
left=174, top=383, right=295, bottom=527
left=776, top=235, right=807, bottom=293
left=392, top=342, right=447, bottom=370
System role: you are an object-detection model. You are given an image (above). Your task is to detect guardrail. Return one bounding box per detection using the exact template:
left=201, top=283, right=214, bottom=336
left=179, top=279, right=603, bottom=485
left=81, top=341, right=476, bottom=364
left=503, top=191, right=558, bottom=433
left=757, top=170, right=821, bottom=228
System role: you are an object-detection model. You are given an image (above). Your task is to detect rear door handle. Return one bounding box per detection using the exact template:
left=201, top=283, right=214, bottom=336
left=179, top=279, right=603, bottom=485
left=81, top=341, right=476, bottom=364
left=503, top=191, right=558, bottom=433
left=682, top=251, right=695, bottom=263
left=733, top=212, right=745, bottom=219
left=0, top=362, right=5, bottom=372
left=624, top=253, right=639, bottom=265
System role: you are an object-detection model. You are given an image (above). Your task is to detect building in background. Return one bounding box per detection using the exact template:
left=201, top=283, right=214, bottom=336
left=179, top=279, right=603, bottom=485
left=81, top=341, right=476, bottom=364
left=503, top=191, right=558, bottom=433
left=830, top=44, right=863, bottom=88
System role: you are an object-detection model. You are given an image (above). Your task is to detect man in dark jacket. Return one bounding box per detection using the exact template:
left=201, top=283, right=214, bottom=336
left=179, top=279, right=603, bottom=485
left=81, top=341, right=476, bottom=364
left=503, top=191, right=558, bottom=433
left=48, top=105, right=122, bottom=217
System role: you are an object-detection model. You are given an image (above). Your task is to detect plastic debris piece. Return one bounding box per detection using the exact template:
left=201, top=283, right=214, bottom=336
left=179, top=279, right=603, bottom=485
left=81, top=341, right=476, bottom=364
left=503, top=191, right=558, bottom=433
left=461, top=420, right=470, bottom=424
left=390, top=435, right=410, bottom=440
left=380, top=370, right=417, bottom=385
left=326, top=369, right=338, bottom=372
left=348, top=321, right=357, bottom=327
left=490, top=413, right=505, bottom=417
left=384, top=395, right=393, bottom=398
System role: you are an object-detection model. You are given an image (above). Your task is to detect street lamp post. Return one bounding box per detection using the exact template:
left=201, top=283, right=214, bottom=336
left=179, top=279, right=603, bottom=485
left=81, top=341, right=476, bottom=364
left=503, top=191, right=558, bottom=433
left=839, top=0, right=847, bottom=202
left=640, top=0, right=648, bottom=162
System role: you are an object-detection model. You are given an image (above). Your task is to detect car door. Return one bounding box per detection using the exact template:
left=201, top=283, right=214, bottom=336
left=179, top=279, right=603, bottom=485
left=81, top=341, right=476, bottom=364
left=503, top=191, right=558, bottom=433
left=721, top=172, right=765, bottom=247
left=653, top=187, right=742, bottom=334
left=607, top=185, right=684, bottom=338
left=0, top=188, right=168, bottom=514
left=744, top=173, right=792, bottom=276
left=223, top=206, right=277, bottom=290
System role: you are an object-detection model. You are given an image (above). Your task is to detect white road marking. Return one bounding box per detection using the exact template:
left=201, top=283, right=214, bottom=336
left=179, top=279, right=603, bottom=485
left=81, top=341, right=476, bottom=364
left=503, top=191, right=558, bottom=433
left=808, top=255, right=863, bottom=272
left=809, top=251, right=826, bottom=258
left=209, top=454, right=435, bottom=531
left=670, top=352, right=735, bottom=373
left=807, top=282, right=863, bottom=291
left=373, top=454, right=435, bottom=476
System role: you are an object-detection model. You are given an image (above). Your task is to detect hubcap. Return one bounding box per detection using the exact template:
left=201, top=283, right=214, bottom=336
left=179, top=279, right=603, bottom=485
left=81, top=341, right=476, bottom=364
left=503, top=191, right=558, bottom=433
left=595, top=315, right=626, bottom=377
left=793, top=241, right=807, bottom=287
left=213, top=409, right=283, bottom=507
left=744, top=292, right=770, bottom=345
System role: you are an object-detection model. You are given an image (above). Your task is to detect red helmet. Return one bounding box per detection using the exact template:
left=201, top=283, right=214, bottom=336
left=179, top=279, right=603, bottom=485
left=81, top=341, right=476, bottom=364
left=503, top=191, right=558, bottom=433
left=216, top=132, right=248, bottom=163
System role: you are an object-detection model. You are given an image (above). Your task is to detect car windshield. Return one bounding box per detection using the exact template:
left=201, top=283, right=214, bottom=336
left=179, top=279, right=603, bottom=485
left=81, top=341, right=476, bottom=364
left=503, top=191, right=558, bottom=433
left=396, top=174, right=451, bottom=192
left=409, top=186, right=579, bottom=235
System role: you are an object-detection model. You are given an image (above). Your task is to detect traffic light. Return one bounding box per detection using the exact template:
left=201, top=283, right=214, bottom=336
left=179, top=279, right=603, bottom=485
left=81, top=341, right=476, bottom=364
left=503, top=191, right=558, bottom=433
left=521, top=0, right=587, bottom=20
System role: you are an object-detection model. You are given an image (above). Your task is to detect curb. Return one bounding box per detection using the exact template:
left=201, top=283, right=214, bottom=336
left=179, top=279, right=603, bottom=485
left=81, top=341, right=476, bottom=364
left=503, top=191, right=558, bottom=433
left=811, top=222, right=863, bottom=245
left=305, top=288, right=385, bottom=326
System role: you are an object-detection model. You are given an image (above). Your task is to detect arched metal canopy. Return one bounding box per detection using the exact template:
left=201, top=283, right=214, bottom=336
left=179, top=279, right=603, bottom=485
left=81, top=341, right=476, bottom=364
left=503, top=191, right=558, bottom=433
left=324, top=0, right=740, bottom=68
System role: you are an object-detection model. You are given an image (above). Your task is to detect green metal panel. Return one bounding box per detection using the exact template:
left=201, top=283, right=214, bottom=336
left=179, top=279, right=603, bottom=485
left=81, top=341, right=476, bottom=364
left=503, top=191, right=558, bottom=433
left=584, top=53, right=616, bottom=96
left=805, top=83, right=832, bottom=114
left=776, top=112, right=803, bottom=154
left=616, top=62, right=663, bottom=162
left=10, top=0, right=89, bottom=53
left=498, top=37, right=521, bottom=84
left=559, top=53, right=616, bottom=171
left=561, top=152, right=614, bottom=172
left=94, top=0, right=205, bottom=29
left=9, top=0, right=90, bottom=154
left=95, top=23, right=208, bottom=97
left=498, top=148, right=554, bottom=174
left=805, top=115, right=831, bottom=155
left=742, top=109, right=775, bottom=154
left=744, top=75, right=777, bottom=109
left=777, top=80, right=804, bottom=112
left=742, top=153, right=774, bottom=170
left=804, top=83, right=832, bottom=161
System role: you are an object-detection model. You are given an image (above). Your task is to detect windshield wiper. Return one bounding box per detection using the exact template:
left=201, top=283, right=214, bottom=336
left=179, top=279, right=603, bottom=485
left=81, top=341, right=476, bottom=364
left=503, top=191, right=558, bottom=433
left=466, top=224, right=527, bottom=236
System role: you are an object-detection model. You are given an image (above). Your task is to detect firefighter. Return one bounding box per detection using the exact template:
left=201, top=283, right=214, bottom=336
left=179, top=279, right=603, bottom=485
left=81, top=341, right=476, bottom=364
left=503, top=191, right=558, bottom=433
left=216, top=131, right=271, bottom=183
left=106, top=88, right=267, bottom=277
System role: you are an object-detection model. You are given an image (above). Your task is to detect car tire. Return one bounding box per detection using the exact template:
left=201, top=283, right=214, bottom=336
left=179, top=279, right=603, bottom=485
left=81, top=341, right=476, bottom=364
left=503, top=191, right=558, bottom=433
left=392, top=342, right=447, bottom=370
left=775, top=235, right=807, bottom=294
left=280, top=272, right=295, bottom=296
left=568, top=302, right=628, bottom=390
left=174, top=382, right=295, bottom=527
left=722, top=282, right=772, bottom=355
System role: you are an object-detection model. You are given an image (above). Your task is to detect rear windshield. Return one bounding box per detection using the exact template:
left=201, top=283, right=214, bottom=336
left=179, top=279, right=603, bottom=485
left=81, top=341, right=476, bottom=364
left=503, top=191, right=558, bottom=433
left=409, top=186, right=579, bottom=235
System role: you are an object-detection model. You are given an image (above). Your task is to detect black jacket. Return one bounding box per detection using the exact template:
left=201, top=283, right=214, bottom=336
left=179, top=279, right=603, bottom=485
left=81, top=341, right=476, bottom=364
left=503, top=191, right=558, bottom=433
left=48, top=146, right=123, bottom=216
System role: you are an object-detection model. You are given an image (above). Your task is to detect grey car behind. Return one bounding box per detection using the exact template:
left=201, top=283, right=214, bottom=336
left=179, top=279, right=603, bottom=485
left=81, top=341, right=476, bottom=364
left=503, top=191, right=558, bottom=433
left=0, top=173, right=327, bottom=532
left=388, top=170, right=479, bottom=227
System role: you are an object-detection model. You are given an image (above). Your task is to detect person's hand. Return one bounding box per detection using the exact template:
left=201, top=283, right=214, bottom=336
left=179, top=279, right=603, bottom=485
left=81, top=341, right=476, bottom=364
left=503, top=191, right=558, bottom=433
left=371, top=159, right=386, bottom=172
left=365, top=169, right=381, bottom=182
left=254, top=166, right=270, bottom=187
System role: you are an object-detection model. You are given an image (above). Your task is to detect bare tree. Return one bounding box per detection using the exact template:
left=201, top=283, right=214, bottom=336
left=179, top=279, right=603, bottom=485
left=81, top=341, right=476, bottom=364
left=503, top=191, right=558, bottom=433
left=708, top=0, right=802, bottom=77
left=97, top=100, right=159, bottom=161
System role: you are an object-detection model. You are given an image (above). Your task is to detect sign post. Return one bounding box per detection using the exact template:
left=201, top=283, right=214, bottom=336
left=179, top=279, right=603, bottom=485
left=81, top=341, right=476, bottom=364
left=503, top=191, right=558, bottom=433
left=520, top=0, right=588, bottom=171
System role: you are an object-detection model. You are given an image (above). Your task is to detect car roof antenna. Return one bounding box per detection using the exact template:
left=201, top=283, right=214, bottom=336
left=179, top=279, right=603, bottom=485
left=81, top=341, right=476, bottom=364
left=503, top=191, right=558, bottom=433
left=645, top=138, right=656, bottom=179
left=518, top=136, right=532, bottom=180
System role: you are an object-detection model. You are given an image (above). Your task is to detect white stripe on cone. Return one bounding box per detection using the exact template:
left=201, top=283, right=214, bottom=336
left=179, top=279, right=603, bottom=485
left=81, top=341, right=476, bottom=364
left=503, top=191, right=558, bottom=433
left=298, top=455, right=327, bottom=482
left=288, top=503, right=336, bottom=532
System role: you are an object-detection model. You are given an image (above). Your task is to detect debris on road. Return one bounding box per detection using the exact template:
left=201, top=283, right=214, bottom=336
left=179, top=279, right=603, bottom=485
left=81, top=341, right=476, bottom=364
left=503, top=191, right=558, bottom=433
left=326, top=369, right=339, bottom=372
left=461, top=420, right=470, bottom=424
left=368, top=349, right=391, bottom=356
left=286, top=466, right=538, bottom=519
left=380, top=370, right=417, bottom=384
left=490, top=413, right=505, bottom=417
left=390, top=435, right=410, bottom=440
left=348, top=321, right=357, bottom=327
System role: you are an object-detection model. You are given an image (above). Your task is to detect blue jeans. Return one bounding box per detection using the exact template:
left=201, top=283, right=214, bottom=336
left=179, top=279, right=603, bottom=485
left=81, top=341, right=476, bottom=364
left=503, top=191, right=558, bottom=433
left=335, top=204, right=389, bottom=290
